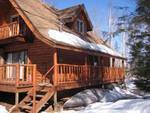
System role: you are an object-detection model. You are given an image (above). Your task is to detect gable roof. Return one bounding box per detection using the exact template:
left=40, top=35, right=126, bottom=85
left=9, top=0, right=124, bottom=59
left=57, top=4, right=93, bottom=31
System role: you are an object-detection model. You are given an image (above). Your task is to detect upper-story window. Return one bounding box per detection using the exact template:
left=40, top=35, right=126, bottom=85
left=77, top=19, right=84, bottom=33
left=10, top=14, right=20, bottom=22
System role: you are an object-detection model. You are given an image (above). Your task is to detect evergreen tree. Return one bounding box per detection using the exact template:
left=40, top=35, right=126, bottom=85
left=129, top=0, right=150, bottom=80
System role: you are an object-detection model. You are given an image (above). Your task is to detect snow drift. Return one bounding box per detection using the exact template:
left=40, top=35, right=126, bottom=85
left=60, top=99, right=150, bottom=113
left=64, top=87, right=142, bottom=108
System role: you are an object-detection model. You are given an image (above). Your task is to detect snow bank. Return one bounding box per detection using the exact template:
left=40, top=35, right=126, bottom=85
left=84, top=99, right=150, bottom=113
left=48, top=29, right=122, bottom=57
left=0, top=105, right=8, bottom=113
left=64, top=89, right=105, bottom=108
left=60, top=99, right=150, bottom=113
left=63, top=87, right=142, bottom=108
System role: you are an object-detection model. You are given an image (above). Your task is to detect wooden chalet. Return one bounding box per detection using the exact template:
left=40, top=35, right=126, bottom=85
left=0, top=0, right=125, bottom=112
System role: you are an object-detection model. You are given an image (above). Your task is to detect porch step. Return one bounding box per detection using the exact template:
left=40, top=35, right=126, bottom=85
left=19, top=105, right=32, bottom=111
left=13, top=84, right=55, bottom=113
left=35, top=94, right=44, bottom=98
left=38, top=83, right=53, bottom=87
left=24, top=100, right=39, bottom=104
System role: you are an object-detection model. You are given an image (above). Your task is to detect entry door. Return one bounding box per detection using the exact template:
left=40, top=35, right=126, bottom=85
left=6, top=51, right=27, bottom=80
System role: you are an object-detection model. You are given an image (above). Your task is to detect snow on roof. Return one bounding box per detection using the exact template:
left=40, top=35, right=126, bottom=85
left=48, top=29, right=122, bottom=58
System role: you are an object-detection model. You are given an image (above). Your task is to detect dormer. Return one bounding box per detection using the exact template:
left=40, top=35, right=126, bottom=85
left=57, top=4, right=93, bottom=34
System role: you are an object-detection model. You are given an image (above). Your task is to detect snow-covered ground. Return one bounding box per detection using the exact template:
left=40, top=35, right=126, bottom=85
left=58, top=77, right=150, bottom=113
left=0, top=105, right=8, bottom=113
left=60, top=99, right=150, bottom=113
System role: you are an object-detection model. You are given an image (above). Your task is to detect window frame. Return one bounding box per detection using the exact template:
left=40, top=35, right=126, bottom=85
left=5, top=50, right=28, bottom=64
left=10, top=14, right=20, bottom=22
left=77, top=19, right=84, bottom=33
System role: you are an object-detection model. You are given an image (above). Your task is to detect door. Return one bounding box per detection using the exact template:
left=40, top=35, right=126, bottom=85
left=6, top=51, right=27, bottom=80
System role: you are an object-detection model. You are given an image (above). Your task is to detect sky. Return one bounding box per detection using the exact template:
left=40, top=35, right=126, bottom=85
left=45, top=0, right=136, bottom=54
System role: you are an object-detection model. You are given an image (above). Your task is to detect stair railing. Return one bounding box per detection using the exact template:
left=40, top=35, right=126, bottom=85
left=42, top=65, right=56, bottom=83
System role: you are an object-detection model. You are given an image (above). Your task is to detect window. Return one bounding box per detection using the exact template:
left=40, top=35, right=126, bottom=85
left=6, top=51, right=27, bottom=64
left=10, top=15, right=20, bottom=22
left=6, top=51, right=27, bottom=80
left=77, top=19, right=84, bottom=33
left=88, top=55, right=98, bottom=66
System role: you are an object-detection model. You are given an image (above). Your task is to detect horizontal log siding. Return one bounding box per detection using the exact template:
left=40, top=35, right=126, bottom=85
left=4, top=38, right=54, bottom=83
left=58, top=49, right=86, bottom=65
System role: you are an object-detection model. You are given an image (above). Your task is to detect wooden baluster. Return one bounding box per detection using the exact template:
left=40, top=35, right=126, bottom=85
left=67, top=66, right=70, bottom=82
left=16, top=64, right=20, bottom=87
left=62, top=65, right=64, bottom=83
left=67, top=66, right=69, bottom=82
left=60, top=65, right=64, bottom=82
left=26, top=65, right=29, bottom=82
left=70, top=66, right=72, bottom=82
left=10, top=24, right=13, bottom=37
left=17, top=22, right=19, bottom=35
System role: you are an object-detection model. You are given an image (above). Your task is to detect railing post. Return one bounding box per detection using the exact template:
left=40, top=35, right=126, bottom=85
left=16, top=64, right=20, bottom=87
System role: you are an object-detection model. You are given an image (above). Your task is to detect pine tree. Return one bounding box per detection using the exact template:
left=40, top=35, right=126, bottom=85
left=129, top=0, right=150, bottom=80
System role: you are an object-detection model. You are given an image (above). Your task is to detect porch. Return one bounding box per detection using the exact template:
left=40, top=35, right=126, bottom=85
left=0, top=63, right=125, bottom=92
left=43, top=64, right=125, bottom=90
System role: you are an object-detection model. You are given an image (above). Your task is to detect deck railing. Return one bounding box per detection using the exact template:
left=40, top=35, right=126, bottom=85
left=0, top=22, right=20, bottom=39
left=102, top=67, right=124, bottom=82
left=55, top=64, right=125, bottom=85
left=0, top=64, right=36, bottom=87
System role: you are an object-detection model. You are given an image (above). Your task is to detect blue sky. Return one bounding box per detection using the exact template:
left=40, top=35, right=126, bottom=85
left=45, top=0, right=136, bottom=54
left=45, top=0, right=135, bottom=31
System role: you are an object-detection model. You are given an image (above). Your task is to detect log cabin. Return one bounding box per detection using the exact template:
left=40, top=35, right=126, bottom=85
left=0, top=0, right=125, bottom=112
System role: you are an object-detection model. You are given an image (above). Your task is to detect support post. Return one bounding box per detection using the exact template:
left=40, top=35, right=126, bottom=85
left=84, top=55, right=88, bottom=83
left=109, top=57, right=113, bottom=81
left=53, top=48, right=58, bottom=86
left=53, top=49, right=58, bottom=111
left=110, top=57, right=113, bottom=67
left=15, top=92, right=19, bottom=106
left=32, top=64, right=36, bottom=113
left=54, top=91, right=57, bottom=111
